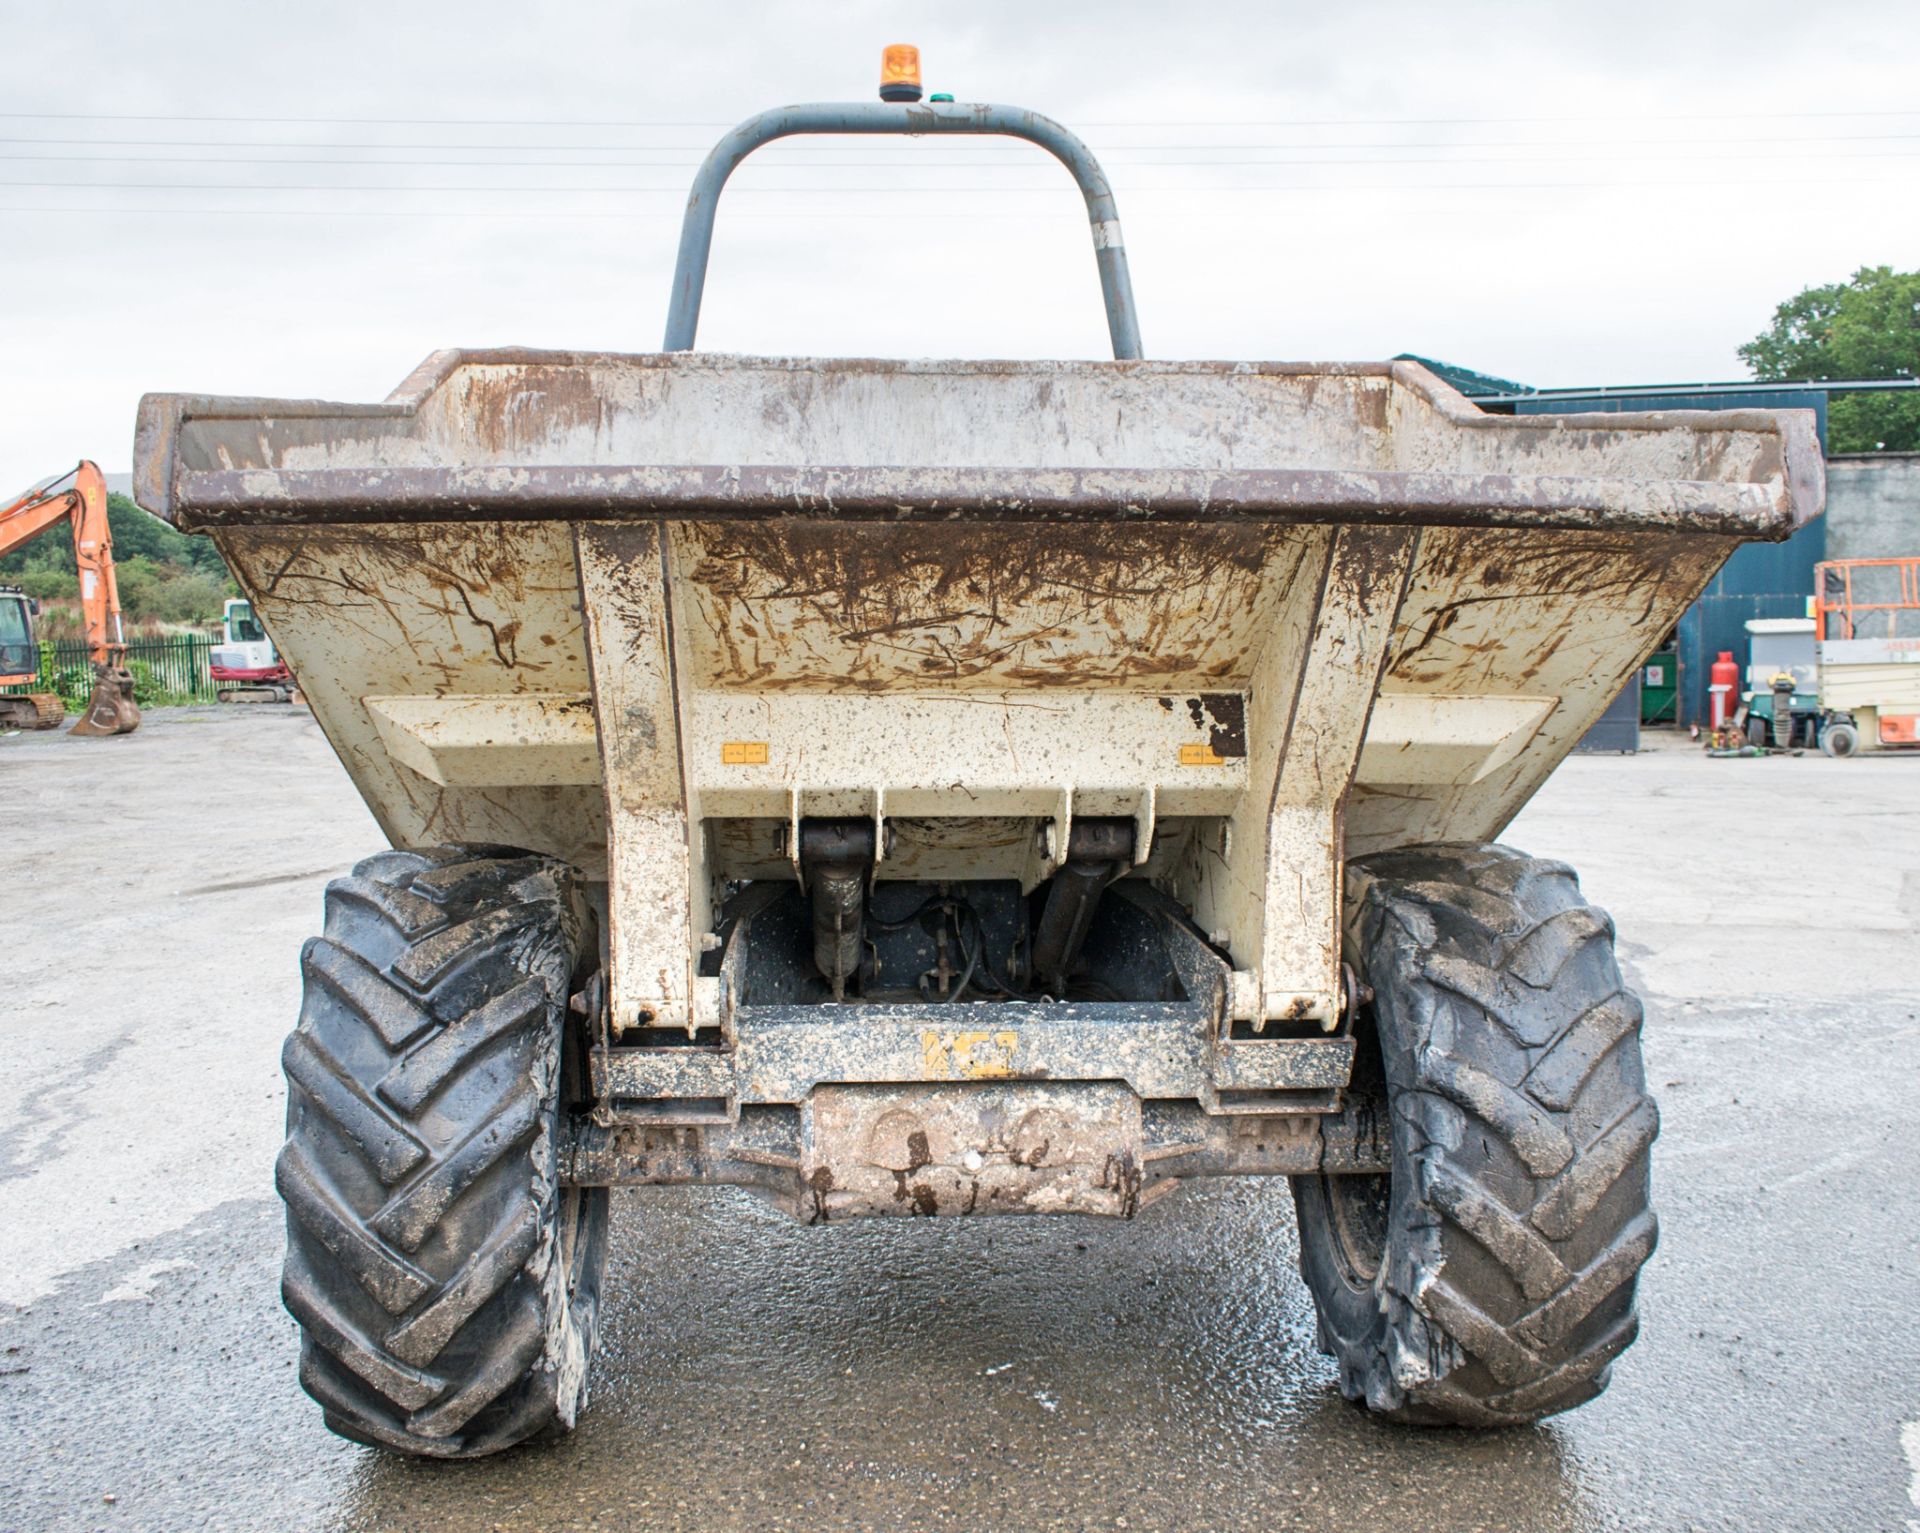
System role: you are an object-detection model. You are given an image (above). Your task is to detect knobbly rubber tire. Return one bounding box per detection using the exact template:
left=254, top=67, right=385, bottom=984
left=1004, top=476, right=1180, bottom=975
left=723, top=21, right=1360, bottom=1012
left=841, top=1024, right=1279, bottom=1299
left=1292, top=843, right=1659, bottom=1426
left=276, top=844, right=609, bottom=1458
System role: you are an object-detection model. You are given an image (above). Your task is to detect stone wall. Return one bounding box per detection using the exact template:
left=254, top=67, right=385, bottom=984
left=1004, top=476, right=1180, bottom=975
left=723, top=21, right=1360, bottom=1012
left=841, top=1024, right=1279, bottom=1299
left=1825, top=454, right=1920, bottom=561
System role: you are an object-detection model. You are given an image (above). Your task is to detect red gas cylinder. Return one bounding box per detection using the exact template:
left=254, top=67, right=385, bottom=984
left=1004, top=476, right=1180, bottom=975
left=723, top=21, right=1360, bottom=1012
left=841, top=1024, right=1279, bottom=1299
left=1709, top=650, right=1740, bottom=730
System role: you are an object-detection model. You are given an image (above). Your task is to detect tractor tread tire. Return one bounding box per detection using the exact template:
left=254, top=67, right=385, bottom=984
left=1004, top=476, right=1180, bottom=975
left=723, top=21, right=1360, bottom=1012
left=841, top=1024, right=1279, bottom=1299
left=0, top=692, right=64, bottom=731
left=277, top=843, right=608, bottom=1458
left=1293, top=842, right=1658, bottom=1427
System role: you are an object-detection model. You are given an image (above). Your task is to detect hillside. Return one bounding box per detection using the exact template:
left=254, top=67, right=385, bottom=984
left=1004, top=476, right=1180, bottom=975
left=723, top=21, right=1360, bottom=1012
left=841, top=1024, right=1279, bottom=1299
left=1, top=490, right=235, bottom=638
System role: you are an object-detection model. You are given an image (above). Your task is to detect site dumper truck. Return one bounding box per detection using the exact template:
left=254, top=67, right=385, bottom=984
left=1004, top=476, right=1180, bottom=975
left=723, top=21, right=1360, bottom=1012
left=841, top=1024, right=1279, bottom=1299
left=134, top=82, right=1823, bottom=1457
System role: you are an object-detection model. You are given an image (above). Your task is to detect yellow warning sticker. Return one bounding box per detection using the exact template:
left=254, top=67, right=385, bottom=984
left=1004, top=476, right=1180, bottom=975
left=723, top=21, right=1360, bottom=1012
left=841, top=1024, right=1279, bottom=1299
left=721, top=740, right=769, bottom=765
left=921, top=1029, right=1020, bottom=1080
left=1179, top=743, right=1225, bottom=766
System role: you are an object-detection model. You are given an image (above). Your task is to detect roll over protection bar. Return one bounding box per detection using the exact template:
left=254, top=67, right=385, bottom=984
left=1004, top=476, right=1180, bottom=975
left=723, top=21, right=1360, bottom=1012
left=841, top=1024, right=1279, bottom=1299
left=663, top=101, right=1143, bottom=360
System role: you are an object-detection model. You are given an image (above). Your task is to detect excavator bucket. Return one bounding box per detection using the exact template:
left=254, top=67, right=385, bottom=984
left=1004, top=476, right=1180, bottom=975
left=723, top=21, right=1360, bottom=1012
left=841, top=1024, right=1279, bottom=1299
left=68, top=664, right=140, bottom=736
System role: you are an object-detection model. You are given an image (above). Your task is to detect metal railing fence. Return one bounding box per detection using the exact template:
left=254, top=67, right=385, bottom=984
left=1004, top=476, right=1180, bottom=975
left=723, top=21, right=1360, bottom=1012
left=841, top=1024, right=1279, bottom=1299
left=0, top=633, right=217, bottom=701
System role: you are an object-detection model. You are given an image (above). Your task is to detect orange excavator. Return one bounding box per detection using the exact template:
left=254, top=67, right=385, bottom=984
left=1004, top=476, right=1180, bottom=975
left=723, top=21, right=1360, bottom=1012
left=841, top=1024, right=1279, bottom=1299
left=0, top=461, right=140, bottom=735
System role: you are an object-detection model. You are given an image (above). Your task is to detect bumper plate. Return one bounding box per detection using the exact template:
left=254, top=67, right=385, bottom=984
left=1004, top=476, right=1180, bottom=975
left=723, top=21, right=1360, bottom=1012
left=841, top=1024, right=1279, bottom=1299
left=801, top=1081, right=1142, bottom=1220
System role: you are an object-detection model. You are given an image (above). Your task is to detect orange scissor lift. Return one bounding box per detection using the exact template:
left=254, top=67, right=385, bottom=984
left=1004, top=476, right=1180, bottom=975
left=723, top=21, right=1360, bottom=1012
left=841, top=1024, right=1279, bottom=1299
left=1814, top=556, right=1920, bottom=755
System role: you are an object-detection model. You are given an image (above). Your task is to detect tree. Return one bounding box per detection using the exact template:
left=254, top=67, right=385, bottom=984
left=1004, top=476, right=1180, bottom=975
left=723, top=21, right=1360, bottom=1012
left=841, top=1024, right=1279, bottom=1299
left=1739, top=264, right=1920, bottom=453
left=0, top=491, right=231, bottom=580
left=1, top=488, right=234, bottom=628
left=104, top=492, right=230, bottom=576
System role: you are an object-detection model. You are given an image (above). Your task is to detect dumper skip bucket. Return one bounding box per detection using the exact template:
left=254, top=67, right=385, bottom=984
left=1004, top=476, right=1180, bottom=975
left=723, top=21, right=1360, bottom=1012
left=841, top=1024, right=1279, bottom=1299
left=133, top=92, right=1821, bottom=1134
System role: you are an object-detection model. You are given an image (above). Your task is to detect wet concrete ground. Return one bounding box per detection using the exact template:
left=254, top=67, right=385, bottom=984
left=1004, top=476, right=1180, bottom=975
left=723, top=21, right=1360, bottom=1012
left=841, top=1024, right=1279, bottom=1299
left=2, top=708, right=1917, bottom=1532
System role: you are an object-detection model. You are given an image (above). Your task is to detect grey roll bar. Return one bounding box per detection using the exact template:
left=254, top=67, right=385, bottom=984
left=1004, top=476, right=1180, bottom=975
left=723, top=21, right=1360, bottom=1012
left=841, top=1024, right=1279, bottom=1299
left=662, top=101, right=1143, bottom=359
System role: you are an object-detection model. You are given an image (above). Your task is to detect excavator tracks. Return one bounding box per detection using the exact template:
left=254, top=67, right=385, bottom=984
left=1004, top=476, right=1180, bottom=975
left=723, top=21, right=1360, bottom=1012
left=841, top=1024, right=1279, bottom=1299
left=0, top=691, right=66, bottom=731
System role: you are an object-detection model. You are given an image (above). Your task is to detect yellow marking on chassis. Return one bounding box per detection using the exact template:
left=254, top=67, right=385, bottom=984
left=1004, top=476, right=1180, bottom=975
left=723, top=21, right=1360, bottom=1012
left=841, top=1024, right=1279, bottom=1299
left=921, top=1029, right=1020, bottom=1079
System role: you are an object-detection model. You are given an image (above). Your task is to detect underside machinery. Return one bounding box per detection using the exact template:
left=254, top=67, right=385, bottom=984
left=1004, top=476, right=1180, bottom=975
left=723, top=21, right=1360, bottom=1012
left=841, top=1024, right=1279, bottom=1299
left=135, top=56, right=1823, bottom=1456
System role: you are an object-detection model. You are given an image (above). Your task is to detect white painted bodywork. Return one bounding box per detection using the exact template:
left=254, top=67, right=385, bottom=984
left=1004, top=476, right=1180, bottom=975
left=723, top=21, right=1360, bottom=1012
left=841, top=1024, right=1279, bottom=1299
left=134, top=352, right=1824, bottom=1041
left=1819, top=642, right=1920, bottom=712
left=212, top=597, right=281, bottom=675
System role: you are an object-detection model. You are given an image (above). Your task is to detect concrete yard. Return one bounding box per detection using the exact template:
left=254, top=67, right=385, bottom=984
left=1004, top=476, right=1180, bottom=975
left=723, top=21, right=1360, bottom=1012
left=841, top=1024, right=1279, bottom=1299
left=1, top=705, right=1916, bottom=1533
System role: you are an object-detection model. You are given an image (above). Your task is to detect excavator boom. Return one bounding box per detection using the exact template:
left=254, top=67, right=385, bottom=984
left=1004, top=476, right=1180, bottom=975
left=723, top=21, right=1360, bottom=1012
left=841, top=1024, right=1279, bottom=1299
left=0, top=461, right=139, bottom=736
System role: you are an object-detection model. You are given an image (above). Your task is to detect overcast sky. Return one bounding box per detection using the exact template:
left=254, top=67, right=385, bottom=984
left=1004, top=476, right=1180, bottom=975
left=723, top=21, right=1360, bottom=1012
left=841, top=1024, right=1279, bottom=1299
left=5, top=0, right=1918, bottom=486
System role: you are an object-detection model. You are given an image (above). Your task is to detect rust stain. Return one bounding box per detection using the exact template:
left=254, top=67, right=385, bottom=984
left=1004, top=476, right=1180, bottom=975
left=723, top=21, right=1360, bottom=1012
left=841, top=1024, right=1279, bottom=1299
left=1097, top=1150, right=1142, bottom=1218
left=677, top=520, right=1307, bottom=690
left=1387, top=529, right=1724, bottom=689
left=226, top=523, right=585, bottom=688
left=1192, top=692, right=1247, bottom=758
left=457, top=362, right=616, bottom=457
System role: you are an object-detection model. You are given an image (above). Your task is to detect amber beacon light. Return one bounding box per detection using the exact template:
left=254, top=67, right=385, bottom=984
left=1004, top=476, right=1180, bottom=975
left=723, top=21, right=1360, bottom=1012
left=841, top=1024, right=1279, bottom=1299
left=878, top=43, right=923, bottom=102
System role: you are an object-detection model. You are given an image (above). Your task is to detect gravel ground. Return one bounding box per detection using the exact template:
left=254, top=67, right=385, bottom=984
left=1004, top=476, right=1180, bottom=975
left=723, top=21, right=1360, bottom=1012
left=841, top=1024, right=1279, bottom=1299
left=2, top=707, right=1916, bottom=1532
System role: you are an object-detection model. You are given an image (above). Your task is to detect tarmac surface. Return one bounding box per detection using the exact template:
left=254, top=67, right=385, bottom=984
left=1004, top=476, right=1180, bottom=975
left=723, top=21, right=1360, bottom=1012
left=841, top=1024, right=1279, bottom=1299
left=2, top=706, right=1917, bottom=1532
